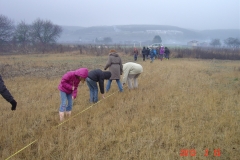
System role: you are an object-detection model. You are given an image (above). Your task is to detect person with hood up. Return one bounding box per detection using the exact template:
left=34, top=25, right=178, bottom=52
left=159, top=46, right=165, bottom=61
left=86, top=69, right=111, bottom=103
left=0, top=74, right=17, bottom=111
left=58, top=68, right=88, bottom=121
left=104, top=49, right=123, bottom=92
left=122, top=62, right=143, bottom=89
left=150, top=48, right=157, bottom=63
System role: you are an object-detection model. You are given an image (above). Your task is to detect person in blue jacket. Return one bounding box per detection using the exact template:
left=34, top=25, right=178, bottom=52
left=150, top=48, right=157, bottom=63
left=86, top=69, right=111, bottom=103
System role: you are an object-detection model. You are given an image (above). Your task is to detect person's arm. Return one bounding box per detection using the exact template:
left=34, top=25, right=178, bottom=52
left=122, top=66, right=131, bottom=84
left=0, top=75, right=17, bottom=110
left=119, top=58, right=123, bottom=75
left=104, top=56, right=111, bottom=70
left=61, top=72, right=73, bottom=91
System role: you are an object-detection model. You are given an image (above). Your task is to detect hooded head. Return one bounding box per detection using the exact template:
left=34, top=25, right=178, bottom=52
left=103, top=71, right=111, bottom=79
left=74, top=68, right=89, bottom=78
left=109, top=49, right=116, bottom=54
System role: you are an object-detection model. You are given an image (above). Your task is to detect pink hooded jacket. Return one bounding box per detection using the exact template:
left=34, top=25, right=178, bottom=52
left=58, top=68, right=88, bottom=98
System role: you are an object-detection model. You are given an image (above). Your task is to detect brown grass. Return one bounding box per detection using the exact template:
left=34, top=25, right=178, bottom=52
left=0, top=52, right=240, bottom=160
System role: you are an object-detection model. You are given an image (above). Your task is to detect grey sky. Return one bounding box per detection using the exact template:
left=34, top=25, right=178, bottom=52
left=1, top=0, right=239, bottom=30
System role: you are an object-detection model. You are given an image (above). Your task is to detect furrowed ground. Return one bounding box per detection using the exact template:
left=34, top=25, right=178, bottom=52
left=0, top=52, right=239, bottom=160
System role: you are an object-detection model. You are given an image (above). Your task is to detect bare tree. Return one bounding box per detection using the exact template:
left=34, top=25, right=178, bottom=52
left=14, top=21, right=31, bottom=52
left=224, top=37, right=240, bottom=48
left=30, top=18, right=62, bottom=53
left=152, top=35, right=162, bottom=43
left=210, top=39, right=221, bottom=47
left=0, top=15, right=15, bottom=47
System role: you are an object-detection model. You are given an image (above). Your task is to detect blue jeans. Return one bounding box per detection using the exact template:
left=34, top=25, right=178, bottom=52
left=86, top=77, right=98, bottom=103
left=106, top=79, right=123, bottom=92
left=59, top=91, right=72, bottom=112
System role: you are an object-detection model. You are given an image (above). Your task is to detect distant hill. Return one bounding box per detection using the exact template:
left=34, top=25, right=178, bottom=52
left=58, top=25, right=240, bottom=45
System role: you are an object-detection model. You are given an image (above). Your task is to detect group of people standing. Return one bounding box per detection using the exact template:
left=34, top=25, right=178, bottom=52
left=58, top=49, right=143, bottom=121
left=133, top=46, right=170, bottom=62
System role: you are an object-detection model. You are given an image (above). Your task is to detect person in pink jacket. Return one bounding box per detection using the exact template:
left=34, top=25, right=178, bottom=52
left=58, top=68, right=88, bottom=121
left=159, top=46, right=165, bottom=61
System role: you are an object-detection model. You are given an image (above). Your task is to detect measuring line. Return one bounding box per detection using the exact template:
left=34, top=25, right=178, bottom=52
left=4, top=90, right=119, bottom=160
left=5, top=140, right=37, bottom=160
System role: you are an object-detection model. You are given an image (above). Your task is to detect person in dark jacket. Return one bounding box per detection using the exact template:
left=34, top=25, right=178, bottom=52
left=164, top=47, right=170, bottom=60
left=142, top=47, right=147, bottom=61
left=146, top=47, right=150, bottom=59
left=86, top=69, right=111, bottom=103
left=0, top=75, right=17, bottom=110
left=104, top=49, right=123, bottom=92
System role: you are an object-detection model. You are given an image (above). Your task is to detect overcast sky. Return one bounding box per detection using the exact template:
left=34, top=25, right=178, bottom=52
left=1, top=0, right=239, bottom=30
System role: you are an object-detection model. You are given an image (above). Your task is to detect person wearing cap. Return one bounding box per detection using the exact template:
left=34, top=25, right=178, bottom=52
left=0, top=74, right=17, bottom=111
left=86, top=69, right=111, bottom=103
left=122, top=62, right=143, bottom=89
left=104, top=49, right=123, bottom=92
left=58, top=68, right=88, bottom=121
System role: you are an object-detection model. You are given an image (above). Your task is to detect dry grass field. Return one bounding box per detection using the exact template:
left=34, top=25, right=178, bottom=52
left=0, top=51, right=240, bottom=160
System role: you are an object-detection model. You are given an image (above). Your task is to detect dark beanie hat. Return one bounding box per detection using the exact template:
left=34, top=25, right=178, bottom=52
left=103, top=71, right=111, bottom=79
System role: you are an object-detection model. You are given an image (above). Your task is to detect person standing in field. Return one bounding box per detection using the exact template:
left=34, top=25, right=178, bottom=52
left=133, top=48, right=139, bottom=61
left=146, top=47, right=150, bottom=59
left=122, top=62, right=143, bottom=89
left=58, top=68, right=88, bottom=121
left=0, top=74, right=17, bottom=110
left=142, top=46, right=147, bottom=61
left=164, top=46, right=170, bottom=60
left=86, top=69, right=111, bottom=103
left=150, top=48, right=157, bottom=63
left=104, top=49, right=123, bottom=92
left=159, top=46, right=165, bottom=61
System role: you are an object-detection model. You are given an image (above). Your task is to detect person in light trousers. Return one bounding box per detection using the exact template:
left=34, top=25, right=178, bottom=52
left=86, top=69, right=111, bottom=103
left=122, top=62, right=143, bottom=89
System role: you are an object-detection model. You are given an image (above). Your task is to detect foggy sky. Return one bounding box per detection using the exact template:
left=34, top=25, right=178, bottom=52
left=1, top=0, right=239, bottom=30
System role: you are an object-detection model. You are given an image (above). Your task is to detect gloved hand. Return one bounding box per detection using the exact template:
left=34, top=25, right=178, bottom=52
left=10, top=99, right=17, bottom=110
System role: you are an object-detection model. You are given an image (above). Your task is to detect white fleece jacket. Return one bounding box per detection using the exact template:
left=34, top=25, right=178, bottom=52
left=122, top=62, right=143, bottom=83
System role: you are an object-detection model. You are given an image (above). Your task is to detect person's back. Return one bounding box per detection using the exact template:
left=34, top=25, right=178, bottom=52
left=122, top=62, right=143, bottom=89
left=104, top=50, right=123, bottom=92
left=151, top=49, right=156, bottom=57
left=105, top=51, right=122, bottom=80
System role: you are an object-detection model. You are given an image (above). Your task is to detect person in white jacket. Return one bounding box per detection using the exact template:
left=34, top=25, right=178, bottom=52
left=122, top=62, right=143, bottom=89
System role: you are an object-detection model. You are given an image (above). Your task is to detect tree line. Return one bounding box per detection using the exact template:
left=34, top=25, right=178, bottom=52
left=0, top=14, right=62, bottom=53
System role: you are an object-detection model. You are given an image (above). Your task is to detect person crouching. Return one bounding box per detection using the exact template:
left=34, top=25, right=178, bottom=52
left=58, top=68, right=88, bottom=121
left=122, top=62, right=143, bottom=89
